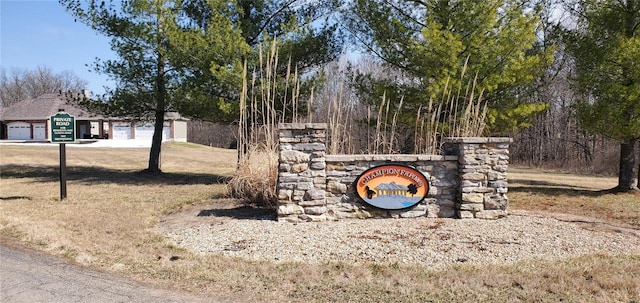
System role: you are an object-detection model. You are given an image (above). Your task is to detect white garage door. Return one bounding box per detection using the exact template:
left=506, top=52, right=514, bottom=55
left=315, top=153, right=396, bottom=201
left=7, top=122, right=31, bottom=140
left=134, top=125, right=155, bottom=140
left=33, top=124, right=46, bottom=140
left=112, top=124, right=132, bottom=140
left=163, top=126, right=171, bottom=141
left=135, top=124, right=170, bottom=141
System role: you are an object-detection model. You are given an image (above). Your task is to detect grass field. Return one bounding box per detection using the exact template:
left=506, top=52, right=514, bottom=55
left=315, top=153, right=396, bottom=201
left=1, top=143, right=639, bottom=302
left=510, top=167, right=640, bottom=227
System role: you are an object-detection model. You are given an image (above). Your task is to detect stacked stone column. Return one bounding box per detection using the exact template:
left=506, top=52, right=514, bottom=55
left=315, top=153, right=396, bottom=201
left=444, top=137, right=512, bottom=219
left=277, top=123, right=328, bottom=222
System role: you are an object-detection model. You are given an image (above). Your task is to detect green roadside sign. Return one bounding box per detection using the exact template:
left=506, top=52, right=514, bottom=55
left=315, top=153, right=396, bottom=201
left=50, top=111, right=75, bottom=200
left=50, top=111, right=76, bottom=143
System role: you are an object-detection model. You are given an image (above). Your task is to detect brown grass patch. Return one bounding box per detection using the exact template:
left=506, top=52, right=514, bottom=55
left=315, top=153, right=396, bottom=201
left=0, top=143, right=234, bottom=269
left=1, top=145, right=639, bottom=302
left=509, top=167, right=640, bottom=227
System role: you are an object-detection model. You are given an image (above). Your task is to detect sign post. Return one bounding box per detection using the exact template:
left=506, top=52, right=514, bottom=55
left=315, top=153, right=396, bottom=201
left=50, top=110, right=76, bottom=200
left=59, top=143, right=67, bottom=199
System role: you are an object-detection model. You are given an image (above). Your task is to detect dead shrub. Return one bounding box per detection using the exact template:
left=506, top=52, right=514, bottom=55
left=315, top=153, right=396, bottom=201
left=228, top=144, right=279, bottom=207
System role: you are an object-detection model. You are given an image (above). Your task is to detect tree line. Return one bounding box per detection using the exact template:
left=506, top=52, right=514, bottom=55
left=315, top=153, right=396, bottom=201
left=1, top=0, right=637, bottom=192
left=0, top=66, right=87, bottom=107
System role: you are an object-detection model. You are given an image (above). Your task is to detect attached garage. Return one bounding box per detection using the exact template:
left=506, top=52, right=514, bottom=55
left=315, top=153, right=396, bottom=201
left=112, top=123, right=132, bottom=140
left=134, top=124, right=170, bottom=141
left=33, top=123, right=46, bottom=140
left=1, top=93, right=187, bottom=142
left=7, top=122, right=31, bottom=140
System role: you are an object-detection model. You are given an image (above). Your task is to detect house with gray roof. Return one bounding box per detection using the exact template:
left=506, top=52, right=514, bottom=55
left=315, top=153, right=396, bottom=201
left=0, top=92, right=187, bottom=142
left=375, top=181, right=409, bottom=198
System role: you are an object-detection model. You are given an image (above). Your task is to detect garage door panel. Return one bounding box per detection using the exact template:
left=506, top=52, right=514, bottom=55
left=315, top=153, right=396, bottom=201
left=112, top=124, right=131, bottom=140
left=134, top=125, right=154, bottom=140
left=33, top=124, right=46, bottom=140
left=135, top=125, right=170, bottom=141
left=7, top=123, right=31, bottom=140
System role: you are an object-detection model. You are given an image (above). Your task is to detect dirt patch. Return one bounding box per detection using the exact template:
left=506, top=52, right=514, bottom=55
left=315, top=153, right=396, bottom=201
left=159, top=199, right=276, bottom=230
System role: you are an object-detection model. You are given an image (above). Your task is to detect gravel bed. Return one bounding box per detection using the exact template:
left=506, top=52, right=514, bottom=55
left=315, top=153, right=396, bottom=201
left=158, top=211, right=640, bottom=269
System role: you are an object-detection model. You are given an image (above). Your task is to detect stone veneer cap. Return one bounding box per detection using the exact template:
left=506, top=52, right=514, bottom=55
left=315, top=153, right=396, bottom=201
left=326, top=154, right=458, bottom=162
left=279, top=123, right=328, bottom=130
left=443, top=137, right=513, bottom=144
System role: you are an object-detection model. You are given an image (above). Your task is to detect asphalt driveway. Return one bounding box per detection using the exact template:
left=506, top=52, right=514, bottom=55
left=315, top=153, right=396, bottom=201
left=0, top=243, right=228, bottom=303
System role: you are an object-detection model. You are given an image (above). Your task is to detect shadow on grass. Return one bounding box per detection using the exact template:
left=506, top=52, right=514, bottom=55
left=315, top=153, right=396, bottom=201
left=197, top=205, right=276, bottom=221
left=0, top=196, right=32, bottom=201
left=510, top=179, right=612, bottom=197
left=0, top=164, right=230, bottom=185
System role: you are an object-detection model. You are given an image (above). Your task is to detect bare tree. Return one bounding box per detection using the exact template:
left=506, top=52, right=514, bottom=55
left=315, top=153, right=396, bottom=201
left=0, top=66, right=87, bottom=107
left=510, top=0, right=623, bottom=176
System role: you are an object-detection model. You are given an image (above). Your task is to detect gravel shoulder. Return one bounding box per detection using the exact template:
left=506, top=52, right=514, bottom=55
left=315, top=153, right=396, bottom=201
left=158, top=200, right=640, bottom=269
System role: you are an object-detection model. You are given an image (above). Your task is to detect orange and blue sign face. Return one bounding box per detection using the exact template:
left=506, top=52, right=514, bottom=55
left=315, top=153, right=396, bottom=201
left=354, top=164, right=430, bottom=210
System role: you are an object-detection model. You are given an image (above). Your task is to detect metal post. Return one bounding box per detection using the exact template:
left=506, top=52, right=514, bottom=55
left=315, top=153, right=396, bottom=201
left=59, top=143, right=67, bottom=200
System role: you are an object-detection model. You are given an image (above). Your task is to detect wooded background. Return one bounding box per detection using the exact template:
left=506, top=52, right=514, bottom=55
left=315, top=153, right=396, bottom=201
left=1, top=0, right=638, bottom=183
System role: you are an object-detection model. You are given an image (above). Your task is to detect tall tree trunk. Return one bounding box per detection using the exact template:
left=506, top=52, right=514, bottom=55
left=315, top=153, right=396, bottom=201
left=148, top=107, right=165, bottom=173
left=147, top=71, right=166, bottom=173
left=147, top=3, right=166, bottom=174
left=615, top=139, right=639, bottom=192
left=637, top=140, right=640, bottom=188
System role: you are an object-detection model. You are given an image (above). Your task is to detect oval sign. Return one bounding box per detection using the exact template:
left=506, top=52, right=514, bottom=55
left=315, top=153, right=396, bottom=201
left=354, top=164, right=430, bottom=210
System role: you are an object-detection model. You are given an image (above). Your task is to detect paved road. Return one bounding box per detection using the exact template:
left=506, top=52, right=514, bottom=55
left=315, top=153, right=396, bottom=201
left=0, top=243, right=228, bottom=303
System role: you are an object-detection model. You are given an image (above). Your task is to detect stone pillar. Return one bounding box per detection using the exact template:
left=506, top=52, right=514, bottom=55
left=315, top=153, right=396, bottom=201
left=444, top=137, right=512, bottom=219
left=277, top=123, right=328, bottom=222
